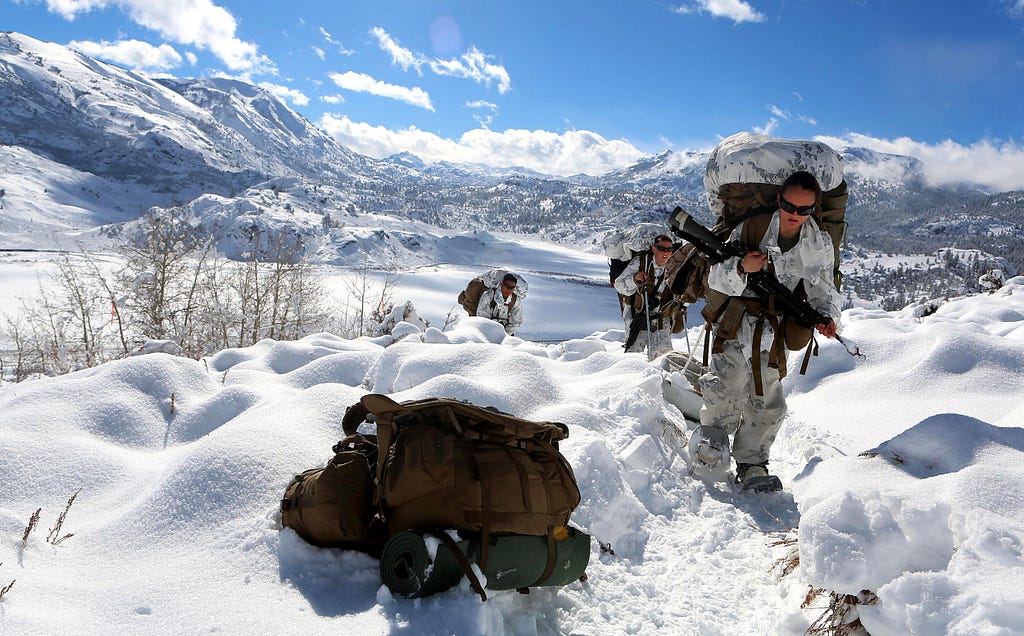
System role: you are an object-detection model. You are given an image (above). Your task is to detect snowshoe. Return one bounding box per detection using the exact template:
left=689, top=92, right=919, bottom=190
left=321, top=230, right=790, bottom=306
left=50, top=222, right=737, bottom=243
left=687, top=425, right=730, bottom=478
left=736, top=463, right=783, bottom=493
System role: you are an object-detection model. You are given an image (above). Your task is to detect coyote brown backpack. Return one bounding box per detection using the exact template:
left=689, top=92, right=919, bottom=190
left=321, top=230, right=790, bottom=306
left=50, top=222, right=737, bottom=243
left=347, top=394, right=580, bottom=539
left=280, top=432, right=383, bottom=554
left=281, top=394, right=581, bottom=556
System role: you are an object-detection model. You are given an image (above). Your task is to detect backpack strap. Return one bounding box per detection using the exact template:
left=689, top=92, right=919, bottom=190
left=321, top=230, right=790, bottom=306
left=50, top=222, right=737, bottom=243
left=425, top=529, right=487, bottom=602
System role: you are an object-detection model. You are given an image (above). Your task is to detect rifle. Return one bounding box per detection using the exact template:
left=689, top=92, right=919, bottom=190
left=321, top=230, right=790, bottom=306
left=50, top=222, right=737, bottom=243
left=672, top=210, right=862, bottom=356
left=623, top=276, right=658, bottom=353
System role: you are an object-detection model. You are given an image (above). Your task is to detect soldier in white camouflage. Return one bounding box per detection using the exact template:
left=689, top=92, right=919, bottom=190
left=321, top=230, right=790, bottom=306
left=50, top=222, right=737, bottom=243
left=614, top=234, right=676, bottom=357
left=698, top=171, right=842, bottom=491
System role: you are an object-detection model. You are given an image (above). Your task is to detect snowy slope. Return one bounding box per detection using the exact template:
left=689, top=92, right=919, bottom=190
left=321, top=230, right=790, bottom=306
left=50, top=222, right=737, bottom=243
left=1, top=241, right=1022, bottom=635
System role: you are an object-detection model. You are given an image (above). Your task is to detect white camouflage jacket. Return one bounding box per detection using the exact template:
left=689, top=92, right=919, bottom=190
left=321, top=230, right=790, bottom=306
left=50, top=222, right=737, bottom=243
left=707, top=210, right=842, bottom=358
left=476, top=286, right=524, bottom=335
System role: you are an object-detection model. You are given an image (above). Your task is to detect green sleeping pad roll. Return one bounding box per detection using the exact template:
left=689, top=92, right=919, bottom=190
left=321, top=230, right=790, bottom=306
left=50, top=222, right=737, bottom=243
left=379, top=528, right=592, bottom=599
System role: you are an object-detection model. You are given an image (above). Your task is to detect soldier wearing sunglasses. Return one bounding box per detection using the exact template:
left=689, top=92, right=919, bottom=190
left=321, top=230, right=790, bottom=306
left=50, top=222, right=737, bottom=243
left=476, top=271, right=526, bottom=336
left=697, top=170, right=842, bottom=492
left=613, top=234, right=678, bottom=358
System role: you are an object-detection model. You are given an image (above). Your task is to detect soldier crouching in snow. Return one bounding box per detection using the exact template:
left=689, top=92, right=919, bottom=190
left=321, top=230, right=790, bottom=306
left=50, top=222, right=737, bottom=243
left=614, top=234, right=677, bottom=358
left=696, top=171, right=842, bottom=492
left=477, top=271, right=525, bottom=336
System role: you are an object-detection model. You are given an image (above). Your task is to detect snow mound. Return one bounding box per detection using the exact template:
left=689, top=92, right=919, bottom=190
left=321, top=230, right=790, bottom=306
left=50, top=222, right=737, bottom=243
left=792, top=414, right=1024, bottom=634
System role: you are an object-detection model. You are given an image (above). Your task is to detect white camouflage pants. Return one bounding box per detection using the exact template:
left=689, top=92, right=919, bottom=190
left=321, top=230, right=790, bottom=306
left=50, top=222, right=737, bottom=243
left=698, top=338, right=787, bottom=465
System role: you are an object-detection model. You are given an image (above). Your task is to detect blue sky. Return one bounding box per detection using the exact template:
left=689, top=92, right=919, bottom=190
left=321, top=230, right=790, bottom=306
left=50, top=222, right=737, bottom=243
left=6, top=0, right=1024, bottom=188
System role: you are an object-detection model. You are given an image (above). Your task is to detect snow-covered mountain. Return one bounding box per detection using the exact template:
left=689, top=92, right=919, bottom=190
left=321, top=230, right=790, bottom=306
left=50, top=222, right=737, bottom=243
left=1, top=31, right=1021, bottom=301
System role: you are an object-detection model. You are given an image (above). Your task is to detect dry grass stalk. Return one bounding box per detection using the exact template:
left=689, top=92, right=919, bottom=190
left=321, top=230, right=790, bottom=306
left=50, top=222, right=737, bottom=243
left=750, top=514, right=800, bottom=580
left=771, top=546, right=800, bottom=579
left=803, top=589, right=878, bottom=636
left=857, top=450, right=903, bottom=464
left=21, top=508, right=41, bottom=549
left=46, top=490, right=80, bottom=545
left=0, top=578, right=13, bottom=601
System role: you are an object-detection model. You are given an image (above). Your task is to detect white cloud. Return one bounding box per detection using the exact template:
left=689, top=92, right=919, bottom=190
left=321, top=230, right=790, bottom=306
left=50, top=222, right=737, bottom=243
left=370, top=27, right=512, bottom=92
left=319, top=27, right=354, bottom=56
left=44, top=0, right=274, bottom=73
left=816, top=133, right=1024, bottom=191
left=67, top=38, right=182, bottom=71
left=312, top=46, right=325, bottom=61
left=370, top=27, right=426, bottom=74
left=430, top=46, right=511, bottom=93
left=1007, top=1, right=1024, bottom=17
left=319, top=115, right=645, bottom=176
left=320, top=94, right=345, bottom=104
left=676, top=0, right=765, bottom=23
left=766, top=104, right=817, bottom=126
left=328, top=71, right=434, bottom=111
left=466, top=100, right=498, bottom=110
left=753, top=117, right=779, bottom=136
left=258, top=82, right=309, bottom=107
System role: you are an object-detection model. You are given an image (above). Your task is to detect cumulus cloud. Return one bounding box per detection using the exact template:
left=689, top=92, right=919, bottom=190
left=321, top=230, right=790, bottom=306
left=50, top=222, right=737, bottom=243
left=258, top=82, right=309, bottom=107
left=67, top=38, right=182, bottom=71
left=817, top=133, right=1024, bottom=191
left=320, top=94, right=345, bottom=104
left=319, top=115, right=645, bottom=176
left=370, top=27, right=511, bottom=92
left=675, top=0, right=765, bottom=23
left=44, top=0, right=274, bottom=73
left=328, top=71, right=434, bottom=111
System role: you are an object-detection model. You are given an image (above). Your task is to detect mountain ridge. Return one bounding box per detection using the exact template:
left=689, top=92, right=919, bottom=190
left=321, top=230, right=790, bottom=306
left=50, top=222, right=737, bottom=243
left=1, top=31, right=1021, bottom=302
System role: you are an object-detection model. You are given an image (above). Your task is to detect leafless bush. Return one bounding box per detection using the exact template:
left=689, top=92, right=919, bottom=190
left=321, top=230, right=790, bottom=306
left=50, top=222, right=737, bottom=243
left=0, top=209, right=338, bottom=380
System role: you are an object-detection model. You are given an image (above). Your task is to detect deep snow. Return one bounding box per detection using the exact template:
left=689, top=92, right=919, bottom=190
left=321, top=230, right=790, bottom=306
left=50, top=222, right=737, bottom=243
left=1, top=245, right=1023, bottom=635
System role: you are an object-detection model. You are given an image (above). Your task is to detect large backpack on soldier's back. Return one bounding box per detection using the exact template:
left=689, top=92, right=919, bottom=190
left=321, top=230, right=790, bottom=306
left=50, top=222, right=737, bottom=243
left=602, top=222, right=670, bottom=288
left=458, top=268, right=527, bottom=315
left=666, top=132, right=848, bottom=302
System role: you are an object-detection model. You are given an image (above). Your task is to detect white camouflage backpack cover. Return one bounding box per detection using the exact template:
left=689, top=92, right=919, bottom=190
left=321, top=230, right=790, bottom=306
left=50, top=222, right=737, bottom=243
left=602, top=222, right=671, bottom=286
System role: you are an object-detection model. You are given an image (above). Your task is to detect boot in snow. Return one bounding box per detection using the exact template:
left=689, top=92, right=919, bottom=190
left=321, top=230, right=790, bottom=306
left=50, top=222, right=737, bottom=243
left=736, top=463, right=783, bottom=493
left=687, top=425, right=730, bottom=478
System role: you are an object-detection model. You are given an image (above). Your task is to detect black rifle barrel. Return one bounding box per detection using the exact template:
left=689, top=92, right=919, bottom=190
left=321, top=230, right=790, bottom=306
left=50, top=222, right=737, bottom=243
left=674, top=211, right=831, bottom=329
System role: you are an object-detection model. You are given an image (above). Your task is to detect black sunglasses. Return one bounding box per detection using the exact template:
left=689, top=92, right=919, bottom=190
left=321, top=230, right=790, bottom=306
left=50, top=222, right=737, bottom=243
left=501, top=281, right=516, bottom=289
left=779, top=195, right=816, bottom=216
left=653, top=244, right=673, bottom=253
